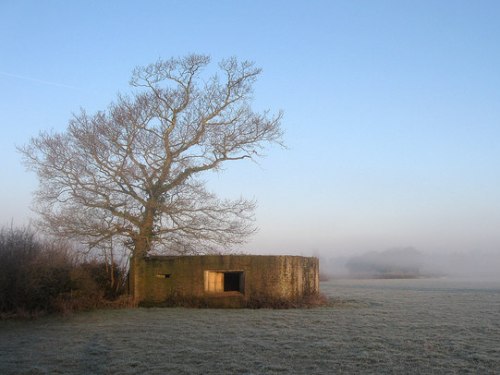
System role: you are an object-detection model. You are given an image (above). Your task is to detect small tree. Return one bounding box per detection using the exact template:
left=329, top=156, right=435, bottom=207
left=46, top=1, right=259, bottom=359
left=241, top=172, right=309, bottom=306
left=0, top=226, right=74, bottom=314
left=20, top=54, right=283, bottom=259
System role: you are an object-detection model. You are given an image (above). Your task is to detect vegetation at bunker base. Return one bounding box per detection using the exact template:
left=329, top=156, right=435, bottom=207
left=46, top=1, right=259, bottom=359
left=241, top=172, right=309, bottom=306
left=138, top=292, right=329, bottom=309
left=0, top=226, right=130, bottom=317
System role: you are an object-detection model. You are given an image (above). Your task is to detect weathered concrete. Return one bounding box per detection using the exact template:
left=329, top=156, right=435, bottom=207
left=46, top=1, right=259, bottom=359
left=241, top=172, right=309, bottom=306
left=131, top=255, right=319, bottom=308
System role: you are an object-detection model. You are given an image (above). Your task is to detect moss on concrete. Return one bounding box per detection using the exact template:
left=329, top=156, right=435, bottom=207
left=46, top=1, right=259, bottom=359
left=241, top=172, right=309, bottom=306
left=131, top=255, right=319, bottom=308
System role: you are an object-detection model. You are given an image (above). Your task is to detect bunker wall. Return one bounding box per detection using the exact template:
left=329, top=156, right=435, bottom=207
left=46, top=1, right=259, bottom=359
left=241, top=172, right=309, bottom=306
left=131, top=255, right=319, bottom=307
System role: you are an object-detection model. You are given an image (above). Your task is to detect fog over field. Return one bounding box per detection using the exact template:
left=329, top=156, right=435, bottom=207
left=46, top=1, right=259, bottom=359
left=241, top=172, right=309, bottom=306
left=320, top=248, right=500, bottom=280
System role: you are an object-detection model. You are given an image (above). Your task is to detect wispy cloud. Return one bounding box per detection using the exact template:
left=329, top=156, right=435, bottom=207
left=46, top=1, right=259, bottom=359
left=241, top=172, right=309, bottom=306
left=0, top=71, right=80, bottom=90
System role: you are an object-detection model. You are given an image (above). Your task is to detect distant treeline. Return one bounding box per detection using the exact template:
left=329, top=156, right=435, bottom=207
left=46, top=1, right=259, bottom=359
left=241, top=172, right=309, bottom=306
left=0, top=226, right=130, bottom=318
left=345, top=248, right=423, bottom=279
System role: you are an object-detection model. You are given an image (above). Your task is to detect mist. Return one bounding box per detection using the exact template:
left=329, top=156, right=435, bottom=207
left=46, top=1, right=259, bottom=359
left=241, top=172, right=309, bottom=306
left=319, top=247, right=500, bottom=281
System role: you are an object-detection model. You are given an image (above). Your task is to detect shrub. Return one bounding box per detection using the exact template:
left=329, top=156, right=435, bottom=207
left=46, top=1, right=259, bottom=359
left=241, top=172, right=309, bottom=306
left=76, top=260, right=127, bottom=300
left=0, top=225, right=129, bottom=317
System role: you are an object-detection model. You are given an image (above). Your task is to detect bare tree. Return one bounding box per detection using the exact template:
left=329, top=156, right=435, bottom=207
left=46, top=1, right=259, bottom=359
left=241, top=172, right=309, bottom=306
left=20, top=54, right=283, bottom=259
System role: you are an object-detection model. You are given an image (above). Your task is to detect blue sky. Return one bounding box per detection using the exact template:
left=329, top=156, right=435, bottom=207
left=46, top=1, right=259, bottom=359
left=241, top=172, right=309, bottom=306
left=1, top=0, right=500, bottom=256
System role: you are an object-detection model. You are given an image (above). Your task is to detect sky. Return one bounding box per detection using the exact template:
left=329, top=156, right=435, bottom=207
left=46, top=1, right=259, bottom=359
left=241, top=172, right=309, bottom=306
left=1, top=0, right=500, bottom=258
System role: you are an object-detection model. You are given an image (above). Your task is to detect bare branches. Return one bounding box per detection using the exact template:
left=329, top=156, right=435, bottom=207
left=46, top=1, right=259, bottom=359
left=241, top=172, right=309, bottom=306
left=19, top=54, right=283, bottom=257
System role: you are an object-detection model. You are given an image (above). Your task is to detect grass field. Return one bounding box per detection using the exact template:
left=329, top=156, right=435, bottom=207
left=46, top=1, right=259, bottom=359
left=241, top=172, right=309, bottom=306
left=1, top=278, right=499, bottom=374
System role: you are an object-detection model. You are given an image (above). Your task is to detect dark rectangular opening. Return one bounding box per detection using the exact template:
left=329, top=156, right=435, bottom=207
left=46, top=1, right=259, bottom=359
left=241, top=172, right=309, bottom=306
left=156, top=273, right=171, bottom=279
left=224, top=272, right=242, bottom=292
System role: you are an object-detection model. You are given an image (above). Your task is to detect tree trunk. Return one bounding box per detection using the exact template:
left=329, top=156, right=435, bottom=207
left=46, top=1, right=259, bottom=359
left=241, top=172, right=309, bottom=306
left=131, top=207, right=155, bottom=302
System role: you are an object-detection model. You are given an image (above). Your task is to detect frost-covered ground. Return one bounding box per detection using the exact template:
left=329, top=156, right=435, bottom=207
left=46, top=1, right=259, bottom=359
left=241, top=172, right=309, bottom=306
left=1, top=278, right=499, bottom=374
